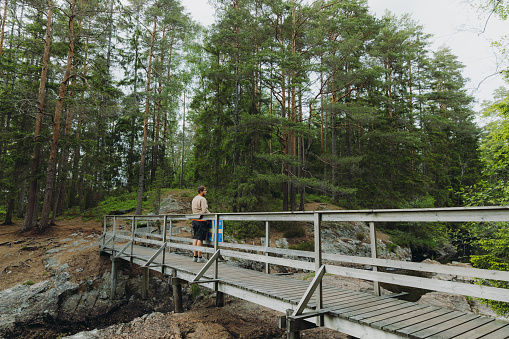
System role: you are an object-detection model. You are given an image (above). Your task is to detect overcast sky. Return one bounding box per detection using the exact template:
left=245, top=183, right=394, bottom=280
left=181, top=0, right=507, bottom=111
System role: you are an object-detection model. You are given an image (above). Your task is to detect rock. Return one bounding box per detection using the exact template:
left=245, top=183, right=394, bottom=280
left=275, top=238, right=288, bottom=249
left=159, top=195, right=184, bottom=213
left=0, top=267, right=173, bottom=338
left=418, top=291, right=472, bottom=313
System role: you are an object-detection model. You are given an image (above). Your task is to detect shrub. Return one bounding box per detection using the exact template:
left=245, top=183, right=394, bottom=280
left=355, top=231, right=366, bottom=242
left=224, top=221, right=264, bottom=239
left=386, top=242, right=398, bottom=253
left=284, top=226, right=306, bottom=238
left=289, top=240, right=314, bottom=252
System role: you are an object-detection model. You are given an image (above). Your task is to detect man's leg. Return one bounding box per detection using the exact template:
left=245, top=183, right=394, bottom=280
left=192, top=239, right=198, bottom=257
left=196, top=239, right=203, bottom=257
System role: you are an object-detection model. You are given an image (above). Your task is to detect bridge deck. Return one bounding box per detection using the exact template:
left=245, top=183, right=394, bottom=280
left=103, top=243, right=509, bottom=339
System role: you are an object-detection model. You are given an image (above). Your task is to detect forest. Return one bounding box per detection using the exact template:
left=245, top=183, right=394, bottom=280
left=1, top=0, right=509, bottom=309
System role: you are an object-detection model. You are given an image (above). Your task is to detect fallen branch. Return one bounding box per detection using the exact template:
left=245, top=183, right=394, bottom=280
left=20, top=259, right=32, bottom=267
left=1, top=263, right=12, bottom=275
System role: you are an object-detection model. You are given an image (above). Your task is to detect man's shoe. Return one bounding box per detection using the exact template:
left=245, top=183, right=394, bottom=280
left=192, top=257, right=198, bottom=262
left=197, top=257, right=208, bottom=263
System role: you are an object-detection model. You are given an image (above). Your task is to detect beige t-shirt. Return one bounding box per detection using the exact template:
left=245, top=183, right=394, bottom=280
left=192, top=195, right=209, bottom=215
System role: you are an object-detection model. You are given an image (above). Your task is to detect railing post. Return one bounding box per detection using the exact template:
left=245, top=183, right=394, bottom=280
left=103, top=216, right=107, bottom=247
left=131, top=216, right=136, bottom=263
left=265, top=221, right=270, bottom=274
left=214, top=214, right=224, bottom=307
left=168, top=218, right=173, bottom=253
left=370, top=221, right=381, bottom=296
left=314, top=212, right=323, bottom=327
left=162, top=215, right=167, bottom=275
left=112, top=216, right=116, bottom=253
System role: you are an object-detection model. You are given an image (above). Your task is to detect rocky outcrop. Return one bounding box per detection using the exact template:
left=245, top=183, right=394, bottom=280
left=0, top=269, right=174, bottom=338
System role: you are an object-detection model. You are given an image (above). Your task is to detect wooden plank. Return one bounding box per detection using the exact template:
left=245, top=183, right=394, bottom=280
left=331, top=298, right=403, bottom=318
left=338, top=299, right=407, bottom=319
left=382, top=308, right=454, bottom=333
left=422, top=316, right=496, bottom=339
left=480, top=326, right=509, bottom=339
left=452, top=320, right=509, bottom=339
left=360, top=304, right=431, bottom=326
left=350, top=302, right=417, bottom=322
left=399, top=311, right=466, bottom=336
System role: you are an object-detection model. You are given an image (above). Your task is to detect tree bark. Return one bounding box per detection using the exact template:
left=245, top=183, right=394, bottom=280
left=39, top=0, right=76, bottom=230
left=23, top=0, right=53, bottom=232
left=136, top=16, right=157, bottom=215
left=0, top=0, right=7, bottom=55
left=2, top=199, right=14, bottom=225
left=17, top=178, right=26, bottom=218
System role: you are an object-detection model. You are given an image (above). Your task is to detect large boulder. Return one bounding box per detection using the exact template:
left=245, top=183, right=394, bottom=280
left=0, top=269, right=173, bottom=338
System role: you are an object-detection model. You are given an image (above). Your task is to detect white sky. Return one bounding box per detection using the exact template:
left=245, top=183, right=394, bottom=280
left=181, top=0, right=508, bottom=112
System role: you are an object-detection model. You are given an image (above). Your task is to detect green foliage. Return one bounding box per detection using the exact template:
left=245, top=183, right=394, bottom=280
left=189, top=284, right=201, bottom=300
left=386, top=242, right=398, bottom=253
left=87, top=192, right=141, bottom=220
left=355, top=231, right=366, bottom=242
left=283, top=226, right=306, bottom=239
left=23, top=280, right=35, bottom=286
left=289, top=240, right=314, bottom=252
left=470, top=224, right=509, bottom=315
left=306, top=194, right=334, bottom=205
left=381, top=195, right=448, bottom=257
left=224, top=221, right=264, bottom=240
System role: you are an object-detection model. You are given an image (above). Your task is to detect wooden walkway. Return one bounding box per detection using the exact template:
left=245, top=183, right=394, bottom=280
left=100, top=208, right=509, bottom=338
left=101, top=242, right=509, bottom=339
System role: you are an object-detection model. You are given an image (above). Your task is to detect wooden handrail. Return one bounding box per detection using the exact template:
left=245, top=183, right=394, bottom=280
left=102, top=207, right=509, bottom=304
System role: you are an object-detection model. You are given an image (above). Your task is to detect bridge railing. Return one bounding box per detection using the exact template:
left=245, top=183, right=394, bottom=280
left=101, top=206, right=509, bottom=309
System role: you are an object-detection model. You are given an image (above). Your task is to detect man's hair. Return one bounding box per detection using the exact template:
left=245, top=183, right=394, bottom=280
left=197, top=185, right=206, bottom=194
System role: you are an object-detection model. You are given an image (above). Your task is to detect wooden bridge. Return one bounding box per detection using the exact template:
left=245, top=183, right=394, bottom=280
left=99, top=207, right=509, bottom=339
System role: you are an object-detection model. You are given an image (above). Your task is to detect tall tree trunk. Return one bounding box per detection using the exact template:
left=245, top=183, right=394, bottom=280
left=136, top=17, right=157, bottom=215
left=17, top=177, right=26, bottom=218
left=279, top=15, right=288, bottom=211
left=70, top=23, right=88, bottom=209
left=179, top=92, right=185, bottom=188
left=2, top=199, right=14, bottom=225
left=152, top=26, right=167, bottom=181
left=0, top=0, right=7, bottom=56
left=39, top=0, right=76, bottom=230
left=23, top=0, right=53, bottom=231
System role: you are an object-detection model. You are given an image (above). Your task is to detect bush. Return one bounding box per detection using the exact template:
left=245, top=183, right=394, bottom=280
left=224, top=221, right=264, bottom=239
left=470, top=225, right=509, bottom=316
left=289, top=240, right=314, bottom=252
left=355, top=231, right=366, bottom=242
left=306, top=194, right=333, bottom=204
left=284, top=226, right=306, bottom=238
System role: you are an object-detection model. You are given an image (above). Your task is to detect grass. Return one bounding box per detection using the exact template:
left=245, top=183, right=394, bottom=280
left=289, top=240, right=314, bottom=252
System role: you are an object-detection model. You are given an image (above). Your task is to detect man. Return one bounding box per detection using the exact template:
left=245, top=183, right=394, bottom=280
left=191, top=185, right=210, bottom=263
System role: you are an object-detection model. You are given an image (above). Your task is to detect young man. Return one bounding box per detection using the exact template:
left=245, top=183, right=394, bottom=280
left=191, top=186, right=210, bottom=263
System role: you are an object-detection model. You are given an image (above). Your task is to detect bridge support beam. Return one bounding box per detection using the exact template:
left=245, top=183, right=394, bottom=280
left=141, top=267, right=149, bottom=299
left=171, top=272, right=184, bottom=313
left=110, top=257, right=118, bottom=299
left=215, top=288, right=224, bottom=307
left=279, top=309, right=317, bottom=339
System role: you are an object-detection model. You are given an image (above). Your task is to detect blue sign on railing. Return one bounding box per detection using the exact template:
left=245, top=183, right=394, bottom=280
left=208, top=220, right=223, bottom=242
